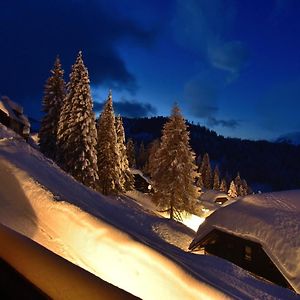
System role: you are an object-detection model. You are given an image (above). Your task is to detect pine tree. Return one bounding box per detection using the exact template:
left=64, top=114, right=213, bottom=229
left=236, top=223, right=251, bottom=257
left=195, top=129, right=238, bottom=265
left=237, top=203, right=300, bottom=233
left=126, top=139, right=136, bottom=168
left=200, top=153, right=212, bottom=189
left=219, top=178, right=228, bottom=193
left=97, top=91, right=121, bottom=195
left=145, top=139, right=160, bottom=175
left=56, top=51, right=98, bottom=188
left=137, top=141, right=147, bottom=170
left=213, top=165, right=220, bottom=190
left=228, top=180, right=237, bottom=198
left=39, top=57, right=66, bottom=159
left=234, top=172, right=243, bottom=196
left=196, top=174, right=204, bottom=191
left=241, top=179, right=249, bottom=196
left=116, top=115, right=134, bottom=191
left=150, top=104, right=200, bottom=220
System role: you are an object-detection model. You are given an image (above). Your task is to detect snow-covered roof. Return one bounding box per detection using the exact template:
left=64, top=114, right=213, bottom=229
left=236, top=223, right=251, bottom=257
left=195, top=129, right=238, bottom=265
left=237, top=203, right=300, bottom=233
left=199, top=190, right=230, bottom=203
left=0, top=97, right=30, bottom=127
left=190, top=190, right=300, bottom=293
left=130, top=168, right=151, bottom=183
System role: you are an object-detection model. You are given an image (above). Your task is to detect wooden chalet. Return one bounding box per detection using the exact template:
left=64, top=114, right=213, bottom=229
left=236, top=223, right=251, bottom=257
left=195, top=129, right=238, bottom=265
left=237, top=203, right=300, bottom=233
left=0, top=96, right=30, bottom=139
left=189, top=190, right=300, bottom=294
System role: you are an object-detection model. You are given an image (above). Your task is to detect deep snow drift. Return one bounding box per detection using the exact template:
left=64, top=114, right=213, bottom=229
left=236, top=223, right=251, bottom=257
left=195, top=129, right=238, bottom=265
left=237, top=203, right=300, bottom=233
left=0, top=124, right=298, bottom=299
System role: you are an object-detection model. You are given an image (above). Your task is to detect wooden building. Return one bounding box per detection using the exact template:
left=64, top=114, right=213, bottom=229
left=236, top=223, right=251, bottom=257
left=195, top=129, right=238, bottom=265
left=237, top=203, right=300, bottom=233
left=0, top=96, right=30, bottom=139
left=189, top=190, right=300, bottom=294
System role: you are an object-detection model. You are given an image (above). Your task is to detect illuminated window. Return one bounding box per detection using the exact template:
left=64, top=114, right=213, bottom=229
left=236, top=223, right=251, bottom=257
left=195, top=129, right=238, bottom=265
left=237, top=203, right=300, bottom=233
left=245, top=245, right=252, bottom=261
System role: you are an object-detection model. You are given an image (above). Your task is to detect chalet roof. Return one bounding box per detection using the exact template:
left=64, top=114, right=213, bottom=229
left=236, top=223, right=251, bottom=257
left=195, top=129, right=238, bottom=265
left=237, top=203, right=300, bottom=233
left=190, top=190, right=300, bottom=293
left=0, top=97, right=30, bottom=127
left=199, top=190, right=230, bottom=203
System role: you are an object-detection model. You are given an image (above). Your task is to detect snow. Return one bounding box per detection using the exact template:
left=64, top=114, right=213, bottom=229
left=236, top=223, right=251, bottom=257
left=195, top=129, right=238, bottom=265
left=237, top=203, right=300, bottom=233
left=197, top=190, right=236, bottom=218
left=190, top=191, right=300, bottom=293
left=0, top=97, right=30, bottom=127
left=0, top=223, right=137, bottom=299
left=0, top=123, right=298, bottom=299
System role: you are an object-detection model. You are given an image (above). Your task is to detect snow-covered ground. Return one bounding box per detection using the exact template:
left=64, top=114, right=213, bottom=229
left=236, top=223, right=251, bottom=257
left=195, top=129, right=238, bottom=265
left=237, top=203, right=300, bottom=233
left=0, top=124, right=298, bottom=299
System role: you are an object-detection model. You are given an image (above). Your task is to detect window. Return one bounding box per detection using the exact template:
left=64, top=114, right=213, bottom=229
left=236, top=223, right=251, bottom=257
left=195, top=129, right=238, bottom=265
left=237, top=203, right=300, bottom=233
left=245, top=245, right=252, bottom=261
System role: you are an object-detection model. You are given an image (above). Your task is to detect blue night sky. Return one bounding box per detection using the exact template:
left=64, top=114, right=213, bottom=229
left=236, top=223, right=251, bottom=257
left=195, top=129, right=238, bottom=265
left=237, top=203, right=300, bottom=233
left=1, top=0, right=300, bottom=140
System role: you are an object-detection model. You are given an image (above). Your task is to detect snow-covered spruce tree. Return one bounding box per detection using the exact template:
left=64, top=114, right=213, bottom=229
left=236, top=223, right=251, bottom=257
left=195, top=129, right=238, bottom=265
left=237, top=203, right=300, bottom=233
left=219, top=178, right=228, bottom=193
left=39, top=57, right=66, bottom=159
left=126, top=138, right=136, bottom=168
left=200, top=152, right=212, bottom=189
left=97, top=91, right=121, bottom=195
left=228, top=180, right=238, bottom=198
left=241, top=179, right=249, bottom=196
left=56, top=51, right=98, bottom=188
left=150, top=104, right=200, bottom=220
left=234, top=172, right=243, bottom=196
left=213, top=165, right=220, bottom=190
left=116, top=115, right=134, bottom=191
left=146, top=139, right=160, bottom=175
left=196, top=174, right=204, bottom=191
left=137, top=141, right=147, bottom=170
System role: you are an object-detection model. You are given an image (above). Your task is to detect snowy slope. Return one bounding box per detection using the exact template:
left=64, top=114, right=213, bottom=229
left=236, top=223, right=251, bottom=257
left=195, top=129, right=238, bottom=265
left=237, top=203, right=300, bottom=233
left=0, top=124, right=298, bottom=299
left=0, top=223, right=138, bottom=299
left=190, top=191, right=300, bottom=293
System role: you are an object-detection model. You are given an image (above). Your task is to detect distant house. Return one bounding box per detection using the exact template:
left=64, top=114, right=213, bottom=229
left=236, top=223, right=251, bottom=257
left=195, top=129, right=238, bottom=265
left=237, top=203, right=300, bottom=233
left=130, top=169, right=153, bottom=193
left=189, top=190, right=300, bottom=293
left=0, top=97, right=30, bottom=139
left=196, top=190, right=234, bottom=217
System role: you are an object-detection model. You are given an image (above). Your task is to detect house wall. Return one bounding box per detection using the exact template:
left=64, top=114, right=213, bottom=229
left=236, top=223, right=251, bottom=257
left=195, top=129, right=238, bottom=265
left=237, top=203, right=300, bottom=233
left=0, top=110, right=10, bottom=128
left=203, top=229, right=292, bottom=290
left=133, top=174, right=150, bottom=193
left=0, top=109, right=26, bottom=137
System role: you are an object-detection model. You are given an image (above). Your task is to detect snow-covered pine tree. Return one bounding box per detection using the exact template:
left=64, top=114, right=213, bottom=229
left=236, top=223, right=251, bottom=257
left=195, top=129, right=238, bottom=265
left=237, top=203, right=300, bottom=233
left=241, top=179, right=249, bottom=196
left=196, top=174, right=204, bottom=191
left=219, top=178, right=228, bottom=193
left=150, top=104, right=200, bottom=220
left=39, top=56, right=66, bottom=159
left=228, top=180, right=238, bottom=198
left=145, top=138, right=160, bottom=175
left=116, top=115, right=134, bottom=191
left=97, top=91, right=121, bottom=195
left=213, top=165, right=220, bottom=190
left=234, top=172, right=243, bottom=196
left=200, top=153, right=212, bottom=189
left=57, top=52, right=83, bottom=167
left=56, top=51, right=98, bottom=188
left=126, top=138, right=136, bottom=168
left=137, top=141, right=147, bottom=170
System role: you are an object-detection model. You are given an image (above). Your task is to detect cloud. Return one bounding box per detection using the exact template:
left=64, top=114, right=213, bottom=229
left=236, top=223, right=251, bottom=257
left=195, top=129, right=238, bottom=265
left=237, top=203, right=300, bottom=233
left=0, top=0, right=155, bottom=113
left=208, top=41, right=249, bottom=74
left=207, top=117, right=240, bottom=129
left=172, top=0, right=249, bottom=75
left=94, top=98, right=157, bottom=118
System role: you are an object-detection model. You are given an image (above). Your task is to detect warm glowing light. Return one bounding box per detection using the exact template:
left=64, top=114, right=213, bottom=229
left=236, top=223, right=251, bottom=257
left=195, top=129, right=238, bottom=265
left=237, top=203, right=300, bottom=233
left=180, top=214, right=205, bottom=231
left=159, top=211, right=205, bottom=232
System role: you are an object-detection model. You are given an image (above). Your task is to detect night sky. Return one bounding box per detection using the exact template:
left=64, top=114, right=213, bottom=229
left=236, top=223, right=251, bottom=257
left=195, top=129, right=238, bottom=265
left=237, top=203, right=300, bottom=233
left=1, top=0, right=300, bottom=140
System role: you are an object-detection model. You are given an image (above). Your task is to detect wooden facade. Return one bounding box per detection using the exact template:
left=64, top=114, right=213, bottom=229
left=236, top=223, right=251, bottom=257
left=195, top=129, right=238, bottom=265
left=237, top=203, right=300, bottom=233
left=193, top=229, right=292, bottom=290
left=0, top=97, right=30, bottom=139
left=133, top=174, right=151, bottom=193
